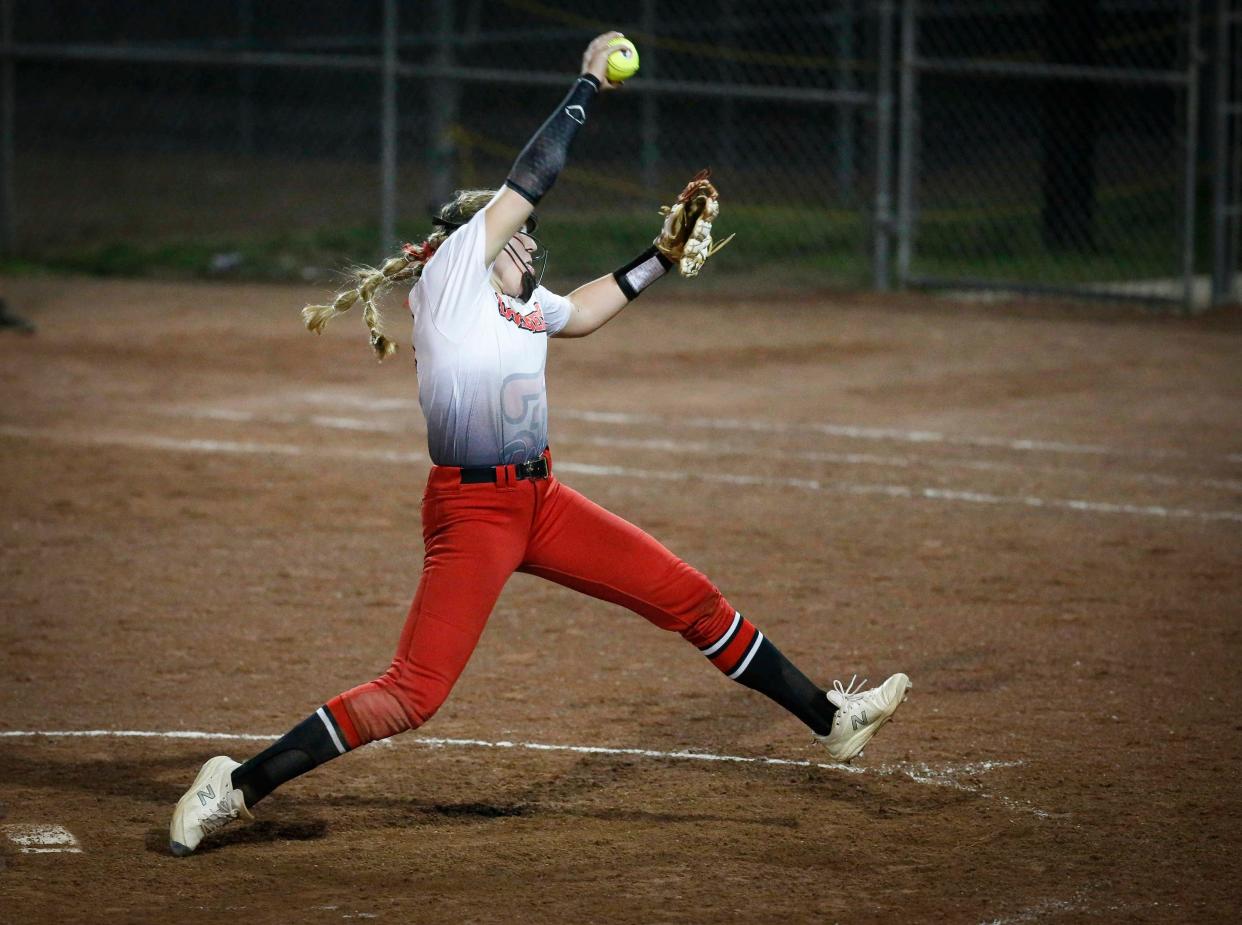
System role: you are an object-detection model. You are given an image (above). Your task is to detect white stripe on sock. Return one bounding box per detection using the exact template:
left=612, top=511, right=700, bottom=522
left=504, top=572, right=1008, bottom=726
left=727, top=631, right=765, bottom=680
left=701, top=612, right=742, bottom=657
left=316, top=707, right=346, bottom=755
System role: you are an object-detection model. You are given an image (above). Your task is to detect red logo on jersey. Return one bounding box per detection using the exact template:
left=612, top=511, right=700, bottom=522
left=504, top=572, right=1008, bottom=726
left=495, top=292, right=547, bottom=333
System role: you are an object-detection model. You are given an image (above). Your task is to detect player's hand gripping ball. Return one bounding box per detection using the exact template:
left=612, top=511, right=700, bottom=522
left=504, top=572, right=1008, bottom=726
left=606, top=37, right=640, bottom=84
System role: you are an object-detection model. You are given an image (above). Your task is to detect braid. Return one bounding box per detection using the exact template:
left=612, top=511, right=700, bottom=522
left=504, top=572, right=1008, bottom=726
left=301, top=254, right=418, bottom=361
left=300, top=188, right=499, bottom=360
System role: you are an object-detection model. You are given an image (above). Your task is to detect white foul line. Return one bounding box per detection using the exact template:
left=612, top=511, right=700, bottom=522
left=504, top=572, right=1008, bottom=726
left=0, top=729, right=281, bottom=742
left=0, top=728, right=1028, bottom=801
left=555, top=461, right=1242, bottom=523
left=0, top=425, right=426, bottom=465
left=158, top=407, right=1242, bottom=493
left=0, top=728, right=1051, bottom=816
left=2, top=424, right=1238, bottom=524
left=299, top=392, right=1226, bottom=463
left=567, top=433, right=1242, bottom=494
left=556, top=408, right=1227, bottom=462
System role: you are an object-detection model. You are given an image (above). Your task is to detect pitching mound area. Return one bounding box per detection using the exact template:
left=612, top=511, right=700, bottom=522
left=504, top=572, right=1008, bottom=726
left=1, top=278, right=1239, bottom=923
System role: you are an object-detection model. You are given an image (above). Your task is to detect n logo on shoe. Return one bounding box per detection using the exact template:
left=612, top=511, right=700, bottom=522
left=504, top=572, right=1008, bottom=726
left=196, top=784, right=217, bottom=806
left=851, top=711, right=870, bottom=731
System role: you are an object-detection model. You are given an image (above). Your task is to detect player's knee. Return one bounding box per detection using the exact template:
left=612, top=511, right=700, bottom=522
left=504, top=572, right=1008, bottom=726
left=333, top=679, right=420, bottom=746
left=378, top=662, right=451, bottom=730
left=678, top=587, right=736, bottom=650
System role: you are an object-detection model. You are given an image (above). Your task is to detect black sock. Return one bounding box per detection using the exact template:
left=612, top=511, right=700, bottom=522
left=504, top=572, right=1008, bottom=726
left=231, top=707, right=350, bottom=808
left=732, top=637, right=837, bottom=735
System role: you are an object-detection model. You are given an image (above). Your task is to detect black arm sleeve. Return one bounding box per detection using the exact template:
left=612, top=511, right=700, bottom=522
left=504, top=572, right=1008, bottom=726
left=505, top=74, right=600, bottom=205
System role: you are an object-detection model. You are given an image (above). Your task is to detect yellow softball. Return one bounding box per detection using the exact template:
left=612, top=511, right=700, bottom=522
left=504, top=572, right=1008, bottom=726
left=606, top=37, right=640, bottom=84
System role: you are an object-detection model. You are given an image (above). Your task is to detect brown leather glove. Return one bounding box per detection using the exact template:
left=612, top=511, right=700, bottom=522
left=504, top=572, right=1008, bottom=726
left=653, top=168, right=736, bottom=278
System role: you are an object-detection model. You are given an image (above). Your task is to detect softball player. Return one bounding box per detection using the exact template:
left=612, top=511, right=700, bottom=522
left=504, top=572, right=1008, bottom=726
left=170, top=32, right=910, bottom=856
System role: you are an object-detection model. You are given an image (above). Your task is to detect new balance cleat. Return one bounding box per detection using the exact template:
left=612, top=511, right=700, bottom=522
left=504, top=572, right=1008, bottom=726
left=815, top=672, right=911, bottom=763
left=169, top=755, right=252, bottom=856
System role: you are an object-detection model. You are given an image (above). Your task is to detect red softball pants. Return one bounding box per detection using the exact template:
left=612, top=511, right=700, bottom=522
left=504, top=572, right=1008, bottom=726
left=327, top=450, right=737, bottom=748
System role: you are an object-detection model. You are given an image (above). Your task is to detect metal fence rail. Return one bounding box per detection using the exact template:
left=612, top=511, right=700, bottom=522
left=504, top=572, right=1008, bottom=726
left=0, top=0, right=891, bottom=293
left=892, top=0, right=1209, bottom=310
left=0, top=0, right=1237, bottom=307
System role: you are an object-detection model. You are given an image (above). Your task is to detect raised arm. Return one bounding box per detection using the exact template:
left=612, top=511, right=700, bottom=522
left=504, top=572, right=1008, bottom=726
left=482, top=32, right=624, bottom=264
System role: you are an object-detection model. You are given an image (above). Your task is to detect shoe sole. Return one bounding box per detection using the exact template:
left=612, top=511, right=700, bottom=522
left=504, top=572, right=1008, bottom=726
left=169, top=755, right=235, bottom=857
left=828, top=674, right=911, bottom=763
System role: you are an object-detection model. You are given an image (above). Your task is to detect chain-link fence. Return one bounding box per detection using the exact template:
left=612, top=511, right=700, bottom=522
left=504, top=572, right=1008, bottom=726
left=417, top=0, right=893, bottom=291
left=0, top=0, right=1238, bottom=307
left=896, top=0, right=1204, bottom=308
left=0, top=0, right=889, bottom=294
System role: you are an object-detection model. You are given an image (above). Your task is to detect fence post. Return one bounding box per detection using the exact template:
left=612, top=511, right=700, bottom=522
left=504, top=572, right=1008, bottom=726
left=872, top=0, right=895, bottom=291
left=1182, top=0, right=1201, bottom=313
left=0, top=0, right=15, bottom=257
left=836, top=0, right=855, bottom=203
left=895, top=0, right=917, bottom=287
left=718, top=0, right=737, bottom=168
left=380, top=0, right=398, bottom=253
left=1212, top=0, right=1236, bottom=305
left=238, top=0, right=255, bottom=157
left=428, top=0, right=458, bottom=209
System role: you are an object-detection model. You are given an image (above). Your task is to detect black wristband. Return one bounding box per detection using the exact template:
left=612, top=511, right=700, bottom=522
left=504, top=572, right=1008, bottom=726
left=613, top=245, right=674, bottom=301
left=505, top=75, right=600, bottom=205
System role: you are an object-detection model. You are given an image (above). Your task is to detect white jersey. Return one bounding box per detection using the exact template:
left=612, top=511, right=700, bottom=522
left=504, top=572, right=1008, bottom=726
left=408, top=209, right=572, bottom=467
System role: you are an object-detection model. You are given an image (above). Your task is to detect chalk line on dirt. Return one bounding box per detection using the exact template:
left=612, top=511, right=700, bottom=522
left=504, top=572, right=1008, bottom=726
left=557, top=409, right=1213, bottom=462
left=2, top=823, right=82, bottom=854
left=3, top=425, right=1238, bottom=524
left=158, top=406, right=1242, bottom=493
left=0, top=728, right=1011, bottom=778
left=299, top=392, right=1230, bottom=463
left=0, top=728, right=1054, bottom=818
left=0, top=728, right=1045, bottom=814
left=557, top=461, right=1242, bottom=523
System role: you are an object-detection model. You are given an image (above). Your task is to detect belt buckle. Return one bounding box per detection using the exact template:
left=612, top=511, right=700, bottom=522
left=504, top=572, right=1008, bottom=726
left=517, top=456, right=550, bottom=480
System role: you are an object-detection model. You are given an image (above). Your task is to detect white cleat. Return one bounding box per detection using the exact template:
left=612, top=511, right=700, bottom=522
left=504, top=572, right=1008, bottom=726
left=814, top=672, right=911, bottom=763
left=169, top=756, right=253, bottom=856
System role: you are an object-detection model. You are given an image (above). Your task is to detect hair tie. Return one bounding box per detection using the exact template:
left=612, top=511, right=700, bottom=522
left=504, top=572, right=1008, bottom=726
left=403, top=240, right=438, bottom=262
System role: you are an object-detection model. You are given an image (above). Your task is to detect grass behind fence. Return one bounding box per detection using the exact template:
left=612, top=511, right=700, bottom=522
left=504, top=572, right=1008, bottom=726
left=0, top=179, right=1201, bottom=297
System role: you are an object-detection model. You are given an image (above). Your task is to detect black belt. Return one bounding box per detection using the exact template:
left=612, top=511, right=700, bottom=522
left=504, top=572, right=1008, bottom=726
left=459, top=455, right=551, bottom=484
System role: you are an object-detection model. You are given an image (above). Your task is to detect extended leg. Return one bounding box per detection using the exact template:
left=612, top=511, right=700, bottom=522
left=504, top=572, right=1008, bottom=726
left=172, top=485, right=527, bottom=855
left=235, top=487, right=527, bottom=806
left=520, top=480, right=837, bottom=734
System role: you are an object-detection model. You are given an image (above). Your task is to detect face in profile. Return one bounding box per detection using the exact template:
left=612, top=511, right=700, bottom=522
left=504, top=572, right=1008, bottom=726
left=495, top=229, right=541, bottom=300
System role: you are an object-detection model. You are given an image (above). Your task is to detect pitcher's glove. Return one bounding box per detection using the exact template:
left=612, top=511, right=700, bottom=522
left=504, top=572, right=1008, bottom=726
left=653, top=168, right=736, bottom=278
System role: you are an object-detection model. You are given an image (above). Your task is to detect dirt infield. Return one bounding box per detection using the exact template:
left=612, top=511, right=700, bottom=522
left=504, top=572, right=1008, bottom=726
left=1, top=277, right=1240, bottom=923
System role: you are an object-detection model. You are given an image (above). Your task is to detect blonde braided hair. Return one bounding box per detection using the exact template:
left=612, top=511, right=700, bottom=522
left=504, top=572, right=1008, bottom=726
left=301, top=189, right=499, bottom=360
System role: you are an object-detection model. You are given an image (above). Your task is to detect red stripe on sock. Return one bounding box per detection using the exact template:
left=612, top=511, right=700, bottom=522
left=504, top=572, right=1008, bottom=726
left=709, top=619, right=758, bottom=674
left=325, top=695, right=362, bottom=750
